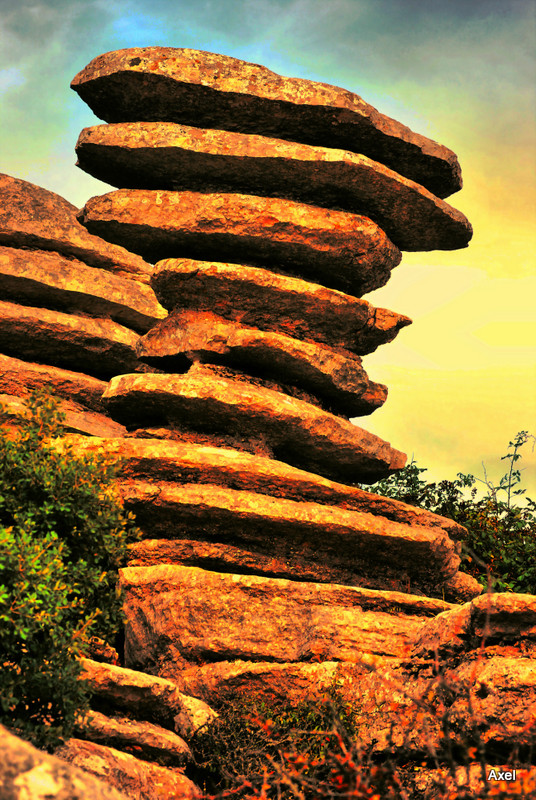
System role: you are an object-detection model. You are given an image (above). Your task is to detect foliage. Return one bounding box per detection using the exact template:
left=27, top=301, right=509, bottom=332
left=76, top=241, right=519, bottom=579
left=0, top=389, right=140, bottom=749
left=363, top=432, right=536, bottom=594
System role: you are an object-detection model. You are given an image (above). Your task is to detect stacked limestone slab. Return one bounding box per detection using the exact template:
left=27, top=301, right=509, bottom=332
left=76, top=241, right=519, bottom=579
left=64, top=47, right=536, bottom=793
left=0, top=173, right=168, bottom=436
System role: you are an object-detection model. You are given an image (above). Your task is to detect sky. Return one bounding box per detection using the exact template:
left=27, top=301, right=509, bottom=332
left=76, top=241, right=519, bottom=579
left=1, top=0, right=535, bottom=499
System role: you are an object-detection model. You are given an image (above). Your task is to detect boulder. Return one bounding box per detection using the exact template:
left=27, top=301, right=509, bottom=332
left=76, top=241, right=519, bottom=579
left=74, top=710, right=193, bottom=766
left=120, top=480, right=461, bottom=592
left=0, top=246, right=166, bottom=333
left=0, top=173, right=152, bottom=283
left=75, top=122, right=472, bottom=251
left=79, top=190, right=401, bottom=295
left=120, top=564, right=452, bottom=677
left=151, top=258, right=411, bottom=355
left=102, top=368, right=406, bottom=483
left=55, top=436, right=466, bottom=539
left=55, top=739, right=199, bottom=800
left=71, top=47, right=461, bottom=197
left=0, top=393, right=127, bottom=438
left=137, top=309, right=387, bottom=416
left=0, top=300, right=141, bottom=380
left=0, top=723, right=128, bottom=800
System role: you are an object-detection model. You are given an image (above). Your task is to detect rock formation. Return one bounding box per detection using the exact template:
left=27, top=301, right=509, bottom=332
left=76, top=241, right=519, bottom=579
left=2, top=47, right=534, bottom=798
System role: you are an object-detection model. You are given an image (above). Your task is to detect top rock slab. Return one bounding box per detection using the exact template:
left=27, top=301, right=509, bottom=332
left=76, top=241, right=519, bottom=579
left=71, top=47, right=462, bottom=198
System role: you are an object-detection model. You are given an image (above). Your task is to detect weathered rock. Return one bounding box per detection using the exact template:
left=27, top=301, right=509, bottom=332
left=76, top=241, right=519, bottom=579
left=55, top=739, right=199, bottom=800
left=79, top=658, right=216, bottom=738
left=71, top=48, right=462, bottom=197
left=0, top=393, right=127, bottom=438
left=79, top=190, right=401, bottom=295
left=120, top=480, right=461, bottom=592
left=153, top=259, right=411, bottom=357
left=75, top=710, right=193, bottom=766
left=0, top=300, right=142, bottom=380
left=57, top=436, right=465, bottom=539
left=0, top=723, right=128, bottom=800
left=0, top=173, right=152, bottom=283
left=76, top=122, right=472, bottom=251
left=120, top=565, right=452, bottom=678
left=102, top=368, right=406, bottom=482
left=412, top=593, right=536, bottom=661
left=137, top=309, right=387, bottom=416
left=0, top=353, right=108, bottom=412
left=441, top=570, right=483, bottom=603
left=0, top=246, right=166, bottom=333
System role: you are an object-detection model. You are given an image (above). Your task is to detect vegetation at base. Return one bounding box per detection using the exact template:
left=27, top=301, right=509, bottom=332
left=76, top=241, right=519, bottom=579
left=0, top=389, right=140, bottom=750
left=363, top=432, right=536, bottom=595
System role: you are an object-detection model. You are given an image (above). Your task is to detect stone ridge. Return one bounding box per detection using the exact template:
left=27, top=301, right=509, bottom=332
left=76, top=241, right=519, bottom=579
left=70, top=47, right=462, bottom=197
left=75, top=122, right=472, bottom=251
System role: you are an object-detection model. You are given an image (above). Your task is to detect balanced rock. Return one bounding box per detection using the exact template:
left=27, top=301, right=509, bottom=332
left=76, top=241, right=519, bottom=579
left=102, top=368, right=406, bottom=482
left=76, top=122, right=472, bottom=251
left=79, top=189, right=401, bottom=295
left=0, top=173, right=152, bottom=284
left=0, top=300, right=142, bottom=380
left=121, top=480, right=461, bottom=593
left=120, top=565, right=452, bottom=678
left=71, top=47, right=462, bottom=197
left=151, top=258, right=411, bottom=355
left=137, top=309, right=387, bottom=416
left=0, top=245, right=166, bottom=333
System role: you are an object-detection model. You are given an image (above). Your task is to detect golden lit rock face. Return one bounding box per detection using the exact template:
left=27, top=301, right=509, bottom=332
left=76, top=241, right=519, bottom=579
left=70, top=47, right=462, bottom=197
left=75, top=122, right=472, bottom=251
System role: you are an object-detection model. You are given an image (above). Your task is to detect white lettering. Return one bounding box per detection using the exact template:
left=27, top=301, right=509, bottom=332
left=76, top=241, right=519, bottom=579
left=487, top=769, right=516, bottom=782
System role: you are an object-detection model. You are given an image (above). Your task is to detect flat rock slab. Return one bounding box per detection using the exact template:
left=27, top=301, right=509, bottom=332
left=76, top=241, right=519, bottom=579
left=0, top=300, right=142, bottom=380
left=0, top=246, right=166, bottom=333
left=102, top=368, right=406, bottom=483
left=120, top=565, right=451, bottom=677
left=71, top=47, right=461, bottom=197
left=79, top=658, right=216, bottom=738
left=137, top=309, right=387, bottom=416
left=0, top=392, right=127, bottom=438
left=61, top=437, right=466, bottom=539
left=152, top=258, right=411, bottom=355
left=55, top=739, right=199, bottom=800
left=0, top=724, right=129, bottom=800
left=76, top=122, right=471, bottom=252
left=75, top=710, right=193, bottom=767
left=0, top=173, right=152, bottom=284
left=120, top=480, right=461, bottom=591
left=79, top=190, right=401, bottom=296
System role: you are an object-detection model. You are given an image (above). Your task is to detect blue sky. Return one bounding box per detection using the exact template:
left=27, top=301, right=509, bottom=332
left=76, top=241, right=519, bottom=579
left=1, top=0, right=535, bottom=495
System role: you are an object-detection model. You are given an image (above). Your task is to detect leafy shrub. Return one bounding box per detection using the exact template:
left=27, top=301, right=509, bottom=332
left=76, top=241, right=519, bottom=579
left=363, top=432, right=536, bottom=594
left=0, top=389, right=140, bottom=749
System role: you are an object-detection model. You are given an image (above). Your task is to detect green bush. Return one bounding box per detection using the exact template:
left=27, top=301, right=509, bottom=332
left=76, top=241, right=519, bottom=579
left=364, top=432, right=536, bottom=594
left=0, top=389, right=140, bottom=750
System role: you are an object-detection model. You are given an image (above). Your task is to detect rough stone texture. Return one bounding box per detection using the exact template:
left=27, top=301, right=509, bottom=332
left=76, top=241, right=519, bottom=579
left=0, top=354, right=108, bottom=412
left=120, top=564, right=452, bottom=678
left=0, top=300, right=142, bottom=380
left=0, top=246, right=166, bottom=333
left=137, top=309, right=387, bottom=416
left=79, top=190, right=402, bottom=296
left=79, top=658, right=217, bottom=738
left=151, top=258, right=411, bottom=355
left=74, top=710, right=193, bottom=767
left=55, top=739, right=199, bottom=800
left=0, top=392, right=127, bottom=438
left=412, top=593, right=536, bottom=661
left=0, top=723, right=128, bottom=800
left=0, top=173, right=152, bottom=283
left=57, top=436, right=465, bottom=540
left=102, top=368, right=407, bottom=483
left=441, top=570, right=483, bottom=603
left=120, top=480, right=461, bottom=593
left=71, top=47, right=462, bottom=197
left=76, top=123, right=472, bottom=251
